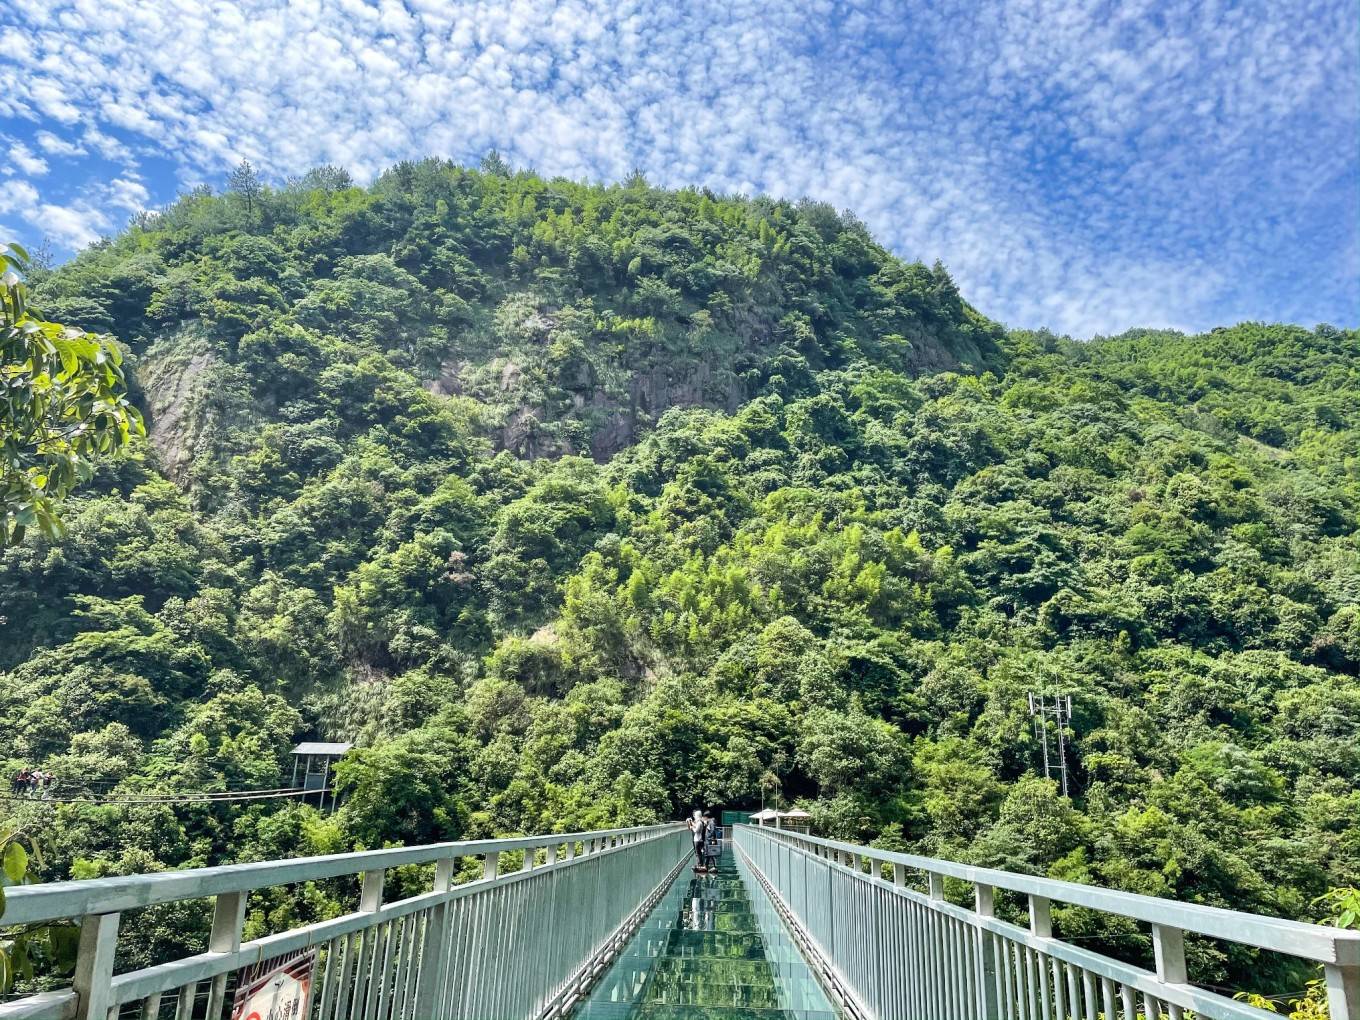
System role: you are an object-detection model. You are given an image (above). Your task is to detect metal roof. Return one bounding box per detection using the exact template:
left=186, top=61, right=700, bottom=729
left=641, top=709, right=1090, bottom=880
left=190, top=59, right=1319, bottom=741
left=291, top=741, right=353, bottom=756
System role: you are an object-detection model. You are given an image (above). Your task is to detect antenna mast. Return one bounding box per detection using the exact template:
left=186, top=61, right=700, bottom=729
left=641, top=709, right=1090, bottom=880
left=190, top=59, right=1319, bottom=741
left=1028, top=693, right=1074, bottom=796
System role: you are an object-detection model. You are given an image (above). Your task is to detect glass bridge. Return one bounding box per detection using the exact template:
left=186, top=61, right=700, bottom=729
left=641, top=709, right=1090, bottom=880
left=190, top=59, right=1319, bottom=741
left=573, top=845, right=838, bottom=1019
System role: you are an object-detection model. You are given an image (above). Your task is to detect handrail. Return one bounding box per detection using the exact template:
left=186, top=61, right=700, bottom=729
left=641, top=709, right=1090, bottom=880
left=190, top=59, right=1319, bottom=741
left=741, top=826, right=1360, bottom=965
left=735, top=825, right=1360, bottom=1020
left=0, top=823, right=673, bottom=926
left=0, top=823, right=690, bottom=1020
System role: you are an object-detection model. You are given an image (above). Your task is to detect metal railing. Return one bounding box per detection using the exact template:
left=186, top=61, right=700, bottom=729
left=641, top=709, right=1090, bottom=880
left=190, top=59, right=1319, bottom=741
left=0, top=823, right=689, bottom=1020
left=734, top=824, right=1360, bottom=1020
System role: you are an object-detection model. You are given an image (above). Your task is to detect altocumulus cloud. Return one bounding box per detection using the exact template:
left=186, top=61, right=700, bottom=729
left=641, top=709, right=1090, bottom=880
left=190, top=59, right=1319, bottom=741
left=0, top=0, right=1355, bottom=336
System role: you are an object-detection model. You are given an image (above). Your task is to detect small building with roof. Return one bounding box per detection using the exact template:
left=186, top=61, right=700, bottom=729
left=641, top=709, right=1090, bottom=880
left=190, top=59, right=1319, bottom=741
left=290, top=741, right=352, bottom=812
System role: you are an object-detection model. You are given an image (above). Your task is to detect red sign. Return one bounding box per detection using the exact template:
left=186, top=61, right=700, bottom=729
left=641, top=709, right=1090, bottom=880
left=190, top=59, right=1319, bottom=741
left=230, top=950, right=316, bottom=1020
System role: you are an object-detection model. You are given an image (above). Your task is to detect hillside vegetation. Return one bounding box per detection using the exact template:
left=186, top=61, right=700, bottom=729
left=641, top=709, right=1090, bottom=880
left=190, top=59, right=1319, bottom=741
left=1, top=159, right=1357, bottom=993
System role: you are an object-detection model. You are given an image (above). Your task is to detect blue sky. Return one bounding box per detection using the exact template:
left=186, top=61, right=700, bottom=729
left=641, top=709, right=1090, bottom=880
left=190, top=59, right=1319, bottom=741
left=0, top=0, right=1355, bottom=337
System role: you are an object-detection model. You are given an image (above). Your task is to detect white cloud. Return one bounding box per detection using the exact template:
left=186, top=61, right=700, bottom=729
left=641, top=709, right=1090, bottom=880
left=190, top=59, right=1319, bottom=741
left=0, top=179, right=40, bottom=217
left=0, top=172, right=146, bottom=248
left=82, top=127, right=133, bottom=163
left=38, top=201, right=109, bottom=249
left=2, top=0, right=1355, bottom=334
left=35, top=130, right=88, bottom=157
left=3, top=139, right=49, bottom=176
left=107, top=174, right=149, bottom=214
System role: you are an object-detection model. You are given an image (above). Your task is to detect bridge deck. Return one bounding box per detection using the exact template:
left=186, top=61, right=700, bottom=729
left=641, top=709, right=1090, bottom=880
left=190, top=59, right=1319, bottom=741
left=573, top=845, right=838, bottom=1019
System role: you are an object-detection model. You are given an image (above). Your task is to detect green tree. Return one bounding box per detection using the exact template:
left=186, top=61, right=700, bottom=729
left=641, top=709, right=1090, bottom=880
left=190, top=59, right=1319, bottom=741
left=226, top=160, right=264, bottom=222
left=1, top=243, right=143, bottom=545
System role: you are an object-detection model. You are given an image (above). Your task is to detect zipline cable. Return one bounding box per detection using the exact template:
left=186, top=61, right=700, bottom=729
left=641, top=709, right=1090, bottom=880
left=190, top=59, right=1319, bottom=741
left=0, top=786, right=325, bottom=806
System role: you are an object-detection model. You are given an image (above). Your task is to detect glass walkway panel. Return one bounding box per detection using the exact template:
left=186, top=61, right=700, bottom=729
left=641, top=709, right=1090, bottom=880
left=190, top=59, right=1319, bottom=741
left=572, top=845, right=839, bottom=1019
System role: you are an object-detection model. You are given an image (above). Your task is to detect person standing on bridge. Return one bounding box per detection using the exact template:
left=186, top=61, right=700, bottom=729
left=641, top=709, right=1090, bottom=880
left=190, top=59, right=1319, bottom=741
left=688, top=809, right=707, bottom=870
left=701, top=813, right=719, bottom=872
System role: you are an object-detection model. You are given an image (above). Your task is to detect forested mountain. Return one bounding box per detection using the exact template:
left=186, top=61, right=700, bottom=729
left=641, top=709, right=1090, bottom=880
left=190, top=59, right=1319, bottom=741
left=2, top=159, right=1357, bottom=996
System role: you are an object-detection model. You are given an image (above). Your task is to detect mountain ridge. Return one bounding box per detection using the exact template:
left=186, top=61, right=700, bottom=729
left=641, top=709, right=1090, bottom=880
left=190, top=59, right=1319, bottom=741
left=33, top=159, right=1006, bottom=477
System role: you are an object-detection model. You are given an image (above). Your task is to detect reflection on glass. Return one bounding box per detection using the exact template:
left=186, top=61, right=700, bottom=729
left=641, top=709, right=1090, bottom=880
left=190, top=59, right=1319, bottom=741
left=573, top=845, right=840, bottom=1018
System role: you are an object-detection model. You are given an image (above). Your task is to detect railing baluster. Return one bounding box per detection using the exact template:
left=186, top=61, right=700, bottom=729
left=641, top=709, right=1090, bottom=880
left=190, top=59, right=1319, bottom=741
left=1120, top=981, right=1136, bottom=1020
left=1021, top=944, right=1036, bottom=1020
left=1015, top=943, right=1031, bottom=1020
left=328, top=932, right=353, bottom=1020
left=1038, top=947, right=1052, bottom=1020
left=172, top=983, right=195, bottom=1020
left=398, top=912, right=421, bottom=1020
left=316, top=934, right=339, bottom=1020
left=374, top=919, right=396, bottom=1020
left=1001, top=937, right=1016, bottom=1020
left=1101, top=975, right=1117, bottom=1020
left=345, top=930, right=372, bottom=1020
left=1082, top=967, right=1098, bottom=1020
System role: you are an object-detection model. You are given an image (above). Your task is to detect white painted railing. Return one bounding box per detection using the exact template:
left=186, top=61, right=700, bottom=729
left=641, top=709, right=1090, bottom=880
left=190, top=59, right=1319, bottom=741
left=734, top=824, right=1360, bottom=1020
left=0, top=824, right=689, bottom=1020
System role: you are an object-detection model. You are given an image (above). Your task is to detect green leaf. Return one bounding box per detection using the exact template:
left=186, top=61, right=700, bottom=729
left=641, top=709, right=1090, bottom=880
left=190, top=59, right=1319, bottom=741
left=46, top=925, right=80, bottom=973
left=3, top=841, right=28, bottom=883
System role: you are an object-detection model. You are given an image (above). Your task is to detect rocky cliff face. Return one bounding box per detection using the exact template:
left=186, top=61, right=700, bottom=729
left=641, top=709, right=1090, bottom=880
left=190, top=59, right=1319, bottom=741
left=137, top=330, right=217, bottom=481
left=415, top=290, right=998, bottom=462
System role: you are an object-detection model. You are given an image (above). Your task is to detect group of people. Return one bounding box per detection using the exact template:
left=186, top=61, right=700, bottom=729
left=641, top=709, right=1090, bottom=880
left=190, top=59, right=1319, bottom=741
left=688, top=809, right=721, bottom=873
left=9, top=768, right=55, bottom=798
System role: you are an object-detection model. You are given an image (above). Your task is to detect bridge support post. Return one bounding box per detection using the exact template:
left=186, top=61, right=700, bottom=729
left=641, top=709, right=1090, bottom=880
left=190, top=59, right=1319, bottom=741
left=73, top=912, right=119, bottom=1020
left=1152, top=924, right=1187, bottom=984
left=205, top=891, right=248, bottom=1018
left=1153, top=924, right=1188, bottom=1020
left=1028, top=894, right=1052, bottom=937
left=976, top=884, right=1001, bottom=1020
left=1325, top=960, right=1359, bottom=1020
